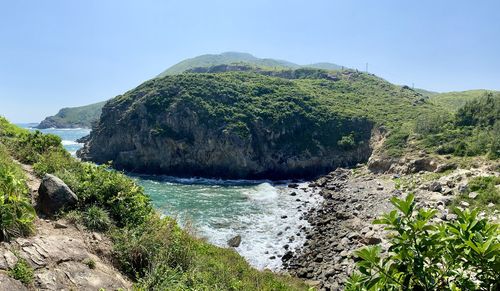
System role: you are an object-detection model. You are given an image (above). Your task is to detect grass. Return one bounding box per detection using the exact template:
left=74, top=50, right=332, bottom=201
left=452, top=176, right=500, bottom=212
left=9, top=258, right=34, bottom=285
left=83, top=205, right=112, bottom=232
left=0, top=142, right=36, bottom=241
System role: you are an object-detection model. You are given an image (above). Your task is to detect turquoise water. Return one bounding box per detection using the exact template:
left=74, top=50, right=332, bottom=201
left=22, top=125, right=321, bottom=269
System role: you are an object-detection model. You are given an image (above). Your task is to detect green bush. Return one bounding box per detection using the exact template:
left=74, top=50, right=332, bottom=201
left=83, top=258, right=96, bottom=269
left=112, top=214, right=192, bottom=279
left=0, top=146, right=35, bottom=241
left=83, top=205, right=112, bottom=232
left=9, top=258, right=34, bottom=285
left=347, top=194, right=500, bottom=290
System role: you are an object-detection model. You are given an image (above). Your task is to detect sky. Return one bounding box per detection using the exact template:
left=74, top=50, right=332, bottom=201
left=1, top=0, right=499, bottom=122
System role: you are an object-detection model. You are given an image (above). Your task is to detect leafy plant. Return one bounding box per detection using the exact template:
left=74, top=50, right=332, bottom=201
left=0, top=162, right=35, bottom=241
left=83, top=258, right=96, bottom=269
left=347, top=194, right=500, bottom=290
left=9, top=258, right=34, bottom=285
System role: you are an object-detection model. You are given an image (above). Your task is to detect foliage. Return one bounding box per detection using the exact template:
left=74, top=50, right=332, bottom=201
left=347, top=194, right=500, bottom=290
left=83, top=205, right=112, bottom=231
left=417, top=93, right=500, bottom=159
left=453, top=176, right=500, bottom=211
left=158, top=51, right=343, bottom=77
left=83, top=258, right=96, bottom=269
left=0, top=145, right=35, bottom=241
left=9, top=258, right=34, bottom=285
left=430, top=90, right=499, bottom=112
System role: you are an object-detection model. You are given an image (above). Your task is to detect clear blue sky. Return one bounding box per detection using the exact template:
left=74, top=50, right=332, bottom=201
left=1, top=0, right=499, bottom=122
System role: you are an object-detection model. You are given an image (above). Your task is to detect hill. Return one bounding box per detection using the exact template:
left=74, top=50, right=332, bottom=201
left=429, top=89, right=500, bottom=111
left=158, top=52, right=342, bottom=77
left=37, top=101, right=106, bottom=129
left=78, top=67, right=435, bottom=179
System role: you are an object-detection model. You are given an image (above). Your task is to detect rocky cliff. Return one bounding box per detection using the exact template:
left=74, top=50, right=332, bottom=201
left=37, top=101, right=106, bottom=129
left=78, top=71, right=381, bottom=179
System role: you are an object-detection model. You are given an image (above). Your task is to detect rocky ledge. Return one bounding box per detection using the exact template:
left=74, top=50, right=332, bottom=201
left=282, top=161, right=499, bottom=290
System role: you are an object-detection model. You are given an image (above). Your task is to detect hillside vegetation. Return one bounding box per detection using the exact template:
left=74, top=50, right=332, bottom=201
left=158, top=51, right=342, bottom=77
left=415, top=92, right=500, bottom=159
left=430, top=89, right=500, bottom=112
left=0, top=116, right=308, bottom=290
left=37, top=101, right=106, bottom=129
left=79, top=67, right=437, bottom=178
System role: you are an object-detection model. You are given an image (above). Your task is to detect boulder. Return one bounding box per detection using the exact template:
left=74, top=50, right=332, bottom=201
left=435, top=163, right=457, bottom=173
left=38, top=174, right=78, bottom=215
left=428, top=182, right=442, bottom=192
left=227, top=235, right=242, bottom=248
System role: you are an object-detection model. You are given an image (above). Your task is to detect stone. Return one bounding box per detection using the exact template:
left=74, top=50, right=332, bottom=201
left=92, top=233, right=102, bottom=241
left=227, top=235, right=242, bottom=248
left=460, top=201, right=470, bottom=207
left=54, top=222, right=68, bottom=229
left=458, top=184, right=468, bottom=193
left=488, top=203, right=495, bottom=208
left=428, top=181, right=442, bottom=192
left=468, top=192, right=479, bottom=199
left=288, top=183, right=299, bottom=189
left=282, top=251, right=293, bottom=261
left=0, top=273, right=28, bottom=291
left=4, top=250, right=18, bottom=269
left=38, top=174, right=78, bottom=215
left=435, top=163, right=457, bottom=173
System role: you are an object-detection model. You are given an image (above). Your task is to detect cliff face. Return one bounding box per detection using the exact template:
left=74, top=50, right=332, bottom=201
left=78, top=72, right=374, bottom=179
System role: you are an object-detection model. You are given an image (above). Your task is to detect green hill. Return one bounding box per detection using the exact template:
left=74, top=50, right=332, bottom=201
left=37, top=101, right=106, bottom=129
left=79, top=68, right=435, bottom=179
left=429, top=89, right=500, bottom=111
left=158, top=52, right=342, bottom=77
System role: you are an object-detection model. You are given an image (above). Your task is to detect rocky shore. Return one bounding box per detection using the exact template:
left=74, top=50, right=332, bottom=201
left=282, top=160, right=499, bottom=290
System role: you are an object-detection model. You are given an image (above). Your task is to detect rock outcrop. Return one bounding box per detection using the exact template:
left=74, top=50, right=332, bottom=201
left=0, top=219, right=131, bottom=290
left=37, top=174, right=78, bottom=215
left=79, top=72, right=375, bottom=179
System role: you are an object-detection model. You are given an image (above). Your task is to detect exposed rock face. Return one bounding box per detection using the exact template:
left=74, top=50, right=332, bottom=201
left=0, top=219, right=131, bottom=290
left=0, top=273, right=28, bottom=291
left=78, top=73, right=374, bottom=179
left=38, top=174, right=78, bottom=215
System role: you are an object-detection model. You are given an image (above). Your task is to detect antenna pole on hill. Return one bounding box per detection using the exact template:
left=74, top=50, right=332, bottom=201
left=412, top=83, right=415, bottom=89
left=365, top=63, right=368, bottom=73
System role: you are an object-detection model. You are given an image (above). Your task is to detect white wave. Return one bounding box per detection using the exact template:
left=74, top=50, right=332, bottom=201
left=62, top=140, right=81, bottom=146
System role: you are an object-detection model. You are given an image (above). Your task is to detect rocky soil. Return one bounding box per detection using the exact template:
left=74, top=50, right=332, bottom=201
left=283, top=159, right=499, bottom=290
left=0, top=164, right=131, bottom=290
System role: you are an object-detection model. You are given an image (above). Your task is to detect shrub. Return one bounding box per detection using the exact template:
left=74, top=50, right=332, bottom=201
left=338, top=132, right=356, bottom=149
left=83, top=205, right=112, bottom=232
left=64, top=210, right=82, bottom=225
left=9, top=258, right=34, bottom=285
left=0, top=161, right=36, bottom=241
left=9, top=131, right=63, bottom=164
left=347, top=194, right=500, bottom=290
left=33, top=150, right=75, bottom=176
left=112, top=214, right=193, bottom=279
left=83, top=258, right=96, bottom=269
